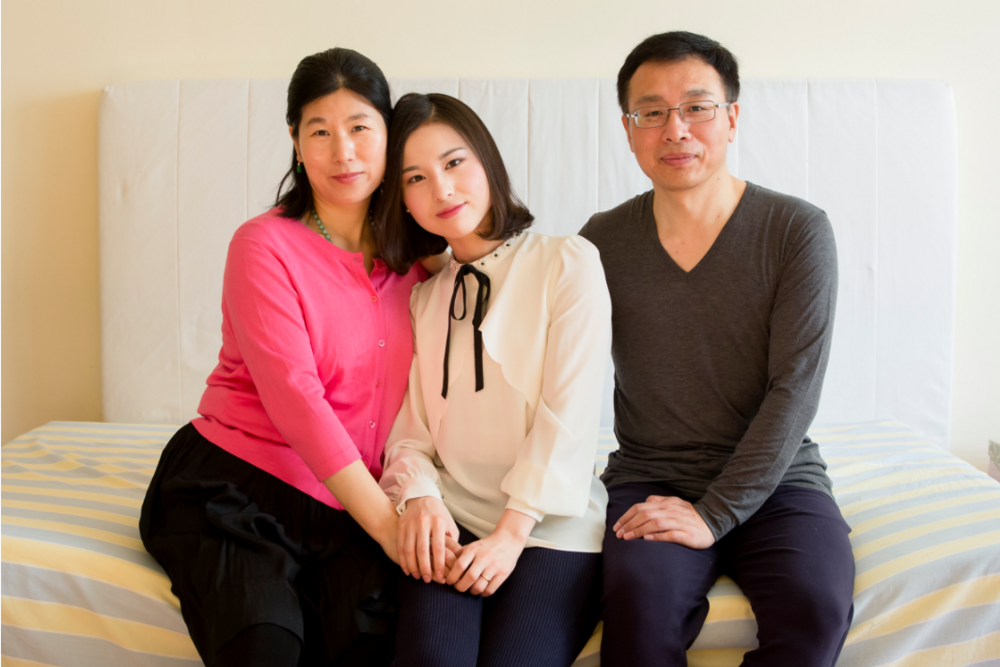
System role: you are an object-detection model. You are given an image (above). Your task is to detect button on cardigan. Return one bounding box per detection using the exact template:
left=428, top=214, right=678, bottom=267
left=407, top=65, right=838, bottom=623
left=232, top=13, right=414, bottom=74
left=380, top=233, right=611, bottom=552
left=193, top=209, right=425, bottom=509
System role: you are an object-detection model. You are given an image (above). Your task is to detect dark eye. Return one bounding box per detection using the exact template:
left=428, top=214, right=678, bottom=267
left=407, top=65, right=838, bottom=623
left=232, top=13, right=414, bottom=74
left=352, top=125, right=368, bottom=132
left=686, top=105, right=707, bottom=112
left=314, top=129, right=329, bottom=136
left=445, top=158, right=463, bottom=169
left=643, top=108, right=665, bottom=117
left=406, top=174, right=425, bottom=185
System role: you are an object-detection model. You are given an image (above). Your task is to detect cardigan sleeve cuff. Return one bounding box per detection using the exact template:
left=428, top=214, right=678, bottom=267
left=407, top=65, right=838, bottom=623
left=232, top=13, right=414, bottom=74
left=505, top=497, right=545, bottom=523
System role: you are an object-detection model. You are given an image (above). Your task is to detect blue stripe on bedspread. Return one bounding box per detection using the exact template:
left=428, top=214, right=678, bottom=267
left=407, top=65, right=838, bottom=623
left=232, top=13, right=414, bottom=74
left=3, top=420, right=999, bottom=667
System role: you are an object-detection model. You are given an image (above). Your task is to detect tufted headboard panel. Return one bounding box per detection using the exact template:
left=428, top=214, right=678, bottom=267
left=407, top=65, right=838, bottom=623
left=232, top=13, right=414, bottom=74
left=98, top=78, right=957, bottom=445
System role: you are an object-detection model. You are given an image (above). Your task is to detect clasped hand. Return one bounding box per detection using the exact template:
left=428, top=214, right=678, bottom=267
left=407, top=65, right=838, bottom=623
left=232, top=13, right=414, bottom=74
left=398, top=497, right=462, bottom=584
left=613, top=495, right=716, bottom=549
left=399, top=499, right=530, bottom=597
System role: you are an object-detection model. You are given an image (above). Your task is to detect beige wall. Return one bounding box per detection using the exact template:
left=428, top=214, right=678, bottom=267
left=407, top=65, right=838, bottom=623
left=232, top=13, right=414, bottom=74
left=3, top=0, right=998, bottom=468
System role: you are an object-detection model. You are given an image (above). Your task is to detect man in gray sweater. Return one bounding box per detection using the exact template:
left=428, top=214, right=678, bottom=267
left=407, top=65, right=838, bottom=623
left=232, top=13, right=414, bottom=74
left=579, top=32, right=855, bottom=667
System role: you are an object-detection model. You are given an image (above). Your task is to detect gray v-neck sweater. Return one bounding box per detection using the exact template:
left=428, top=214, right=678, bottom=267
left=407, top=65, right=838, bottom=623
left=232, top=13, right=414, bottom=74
left=580, top=183, right=838, bottom=540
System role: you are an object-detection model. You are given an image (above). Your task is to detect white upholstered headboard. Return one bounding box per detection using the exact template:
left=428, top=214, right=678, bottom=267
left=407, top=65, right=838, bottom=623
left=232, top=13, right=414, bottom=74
left=98, top=78, right=958, bottom=446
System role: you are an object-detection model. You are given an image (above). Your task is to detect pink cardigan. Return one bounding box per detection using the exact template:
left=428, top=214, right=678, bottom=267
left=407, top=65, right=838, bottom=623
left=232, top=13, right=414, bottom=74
left=193, top=209, right=425, bottom=509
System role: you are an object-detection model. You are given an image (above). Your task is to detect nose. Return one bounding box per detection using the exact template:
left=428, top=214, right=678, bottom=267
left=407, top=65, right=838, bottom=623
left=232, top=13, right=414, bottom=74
left=432, top=173, right=454, bottom=201
left=661, top=108, right=692, bottom=142
left=330, top=132, right=355, bottom=162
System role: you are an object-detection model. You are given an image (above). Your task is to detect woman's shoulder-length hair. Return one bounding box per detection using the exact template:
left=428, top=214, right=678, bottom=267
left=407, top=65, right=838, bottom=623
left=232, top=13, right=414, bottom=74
left=375, top=93, right=533, bottom=274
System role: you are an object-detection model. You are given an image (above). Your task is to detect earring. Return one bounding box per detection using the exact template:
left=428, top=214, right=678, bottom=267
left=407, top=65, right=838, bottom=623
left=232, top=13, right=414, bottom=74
left=296, top=162, right=303, bottom=174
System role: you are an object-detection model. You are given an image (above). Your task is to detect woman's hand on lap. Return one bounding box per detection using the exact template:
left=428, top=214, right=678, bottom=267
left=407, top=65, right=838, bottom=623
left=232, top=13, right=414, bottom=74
left=446, top=509, right=536, bottom=597
left=398, top=497, right=461, bottom=584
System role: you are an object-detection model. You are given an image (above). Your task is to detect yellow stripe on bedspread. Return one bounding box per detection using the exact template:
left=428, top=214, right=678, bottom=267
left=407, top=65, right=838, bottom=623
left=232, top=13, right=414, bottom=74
left=1, top=422, right=200, bottom=667
left=1, top=599, right=200, bottom=659
left=4, top=420, right=1000, bottom=667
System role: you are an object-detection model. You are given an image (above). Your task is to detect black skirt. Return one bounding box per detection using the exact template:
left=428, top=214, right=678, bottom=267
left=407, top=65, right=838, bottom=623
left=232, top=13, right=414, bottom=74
left=139, top=424, right=396, bottom=666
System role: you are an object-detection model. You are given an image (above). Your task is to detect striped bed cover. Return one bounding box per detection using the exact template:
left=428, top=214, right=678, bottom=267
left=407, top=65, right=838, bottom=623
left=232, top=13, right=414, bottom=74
left=2, top=421, right=999, bottom=667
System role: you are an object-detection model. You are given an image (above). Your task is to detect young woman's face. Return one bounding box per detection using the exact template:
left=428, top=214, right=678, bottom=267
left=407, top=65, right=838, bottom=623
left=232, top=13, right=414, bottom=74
left=291, top=88, right=387, bottom=210
left=401, top=122, right=492, bottom=244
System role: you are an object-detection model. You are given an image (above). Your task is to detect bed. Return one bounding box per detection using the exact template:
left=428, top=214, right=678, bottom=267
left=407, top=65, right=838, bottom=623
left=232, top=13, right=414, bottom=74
left=3, top=76, right=998, bottom=666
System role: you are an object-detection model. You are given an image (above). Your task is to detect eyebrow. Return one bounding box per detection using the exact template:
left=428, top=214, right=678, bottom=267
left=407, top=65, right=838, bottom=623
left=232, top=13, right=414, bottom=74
left=401, top=146, right=464, bottom=174
left=632, top=89, right=718, bottom=107
left=304, top=112, right=370, bottom=126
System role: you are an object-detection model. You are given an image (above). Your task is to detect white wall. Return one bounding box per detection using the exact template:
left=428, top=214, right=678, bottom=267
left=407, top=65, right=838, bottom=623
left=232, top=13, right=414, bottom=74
left=3, top=0, right=998, bottom=469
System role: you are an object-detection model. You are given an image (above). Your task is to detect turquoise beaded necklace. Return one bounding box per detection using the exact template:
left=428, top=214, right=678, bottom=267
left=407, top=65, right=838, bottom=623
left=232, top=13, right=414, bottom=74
left=310, top=210, right=334, bottom=243
left=309, top=209, right=372, bottom=246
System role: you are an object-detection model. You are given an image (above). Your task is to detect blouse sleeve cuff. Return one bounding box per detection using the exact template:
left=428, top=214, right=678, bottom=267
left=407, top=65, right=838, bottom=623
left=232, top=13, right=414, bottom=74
left=505, top=497, right=545, bottom=523
left=395, top=476, right=443, bottom=515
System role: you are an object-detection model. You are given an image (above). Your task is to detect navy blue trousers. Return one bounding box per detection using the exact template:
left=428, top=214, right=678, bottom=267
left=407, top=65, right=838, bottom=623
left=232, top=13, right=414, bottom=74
left=601, top=483, right=855, bottom=667
left=393, top=525, right=601, bottom=667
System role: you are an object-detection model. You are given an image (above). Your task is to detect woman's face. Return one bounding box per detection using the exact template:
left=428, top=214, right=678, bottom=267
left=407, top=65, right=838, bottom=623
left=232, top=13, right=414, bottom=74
left=401, top=122, right=492, bottom=244
left=291, top=89, right=387, bottom=211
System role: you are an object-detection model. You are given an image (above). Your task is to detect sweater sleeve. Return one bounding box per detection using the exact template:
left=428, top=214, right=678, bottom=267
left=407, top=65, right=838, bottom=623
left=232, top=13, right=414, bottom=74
left=379, top=288, right=444, bottom=512
left=694, top=213, right=839, bottom=540
left=222, top=237, right=361, bottom=482
left=500, top=237, right=612, bottom=521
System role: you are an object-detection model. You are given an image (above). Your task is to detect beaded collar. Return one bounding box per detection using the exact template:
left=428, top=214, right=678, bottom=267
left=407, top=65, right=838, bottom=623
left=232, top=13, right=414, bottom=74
left=448, top=231, right=524, bottom=271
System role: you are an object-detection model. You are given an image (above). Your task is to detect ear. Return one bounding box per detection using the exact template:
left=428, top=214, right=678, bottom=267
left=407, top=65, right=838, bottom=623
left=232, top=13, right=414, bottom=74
left=621, top=114, right=635, bottom=154
left=289, top=126, right=301, bottom=161
left=727, top=102, right=740, bottom=143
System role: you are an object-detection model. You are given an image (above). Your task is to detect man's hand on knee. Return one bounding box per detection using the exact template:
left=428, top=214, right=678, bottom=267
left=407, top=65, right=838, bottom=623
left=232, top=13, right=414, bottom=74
left=613, top=495, right=716, bottom=550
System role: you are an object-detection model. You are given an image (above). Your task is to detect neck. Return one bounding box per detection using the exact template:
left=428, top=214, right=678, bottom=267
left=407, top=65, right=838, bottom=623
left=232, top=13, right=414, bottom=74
left=448, top=214, right=503, bottom=264
left=651, top=171, right=746, bottom=236
left=449, top=234, right=504, bottom=265
left=311, top=197, right=371, bottom=253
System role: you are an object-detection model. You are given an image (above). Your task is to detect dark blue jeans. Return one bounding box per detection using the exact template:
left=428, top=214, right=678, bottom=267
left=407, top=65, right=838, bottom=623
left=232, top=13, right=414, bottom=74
left=601, top=483, right=855, bottom=667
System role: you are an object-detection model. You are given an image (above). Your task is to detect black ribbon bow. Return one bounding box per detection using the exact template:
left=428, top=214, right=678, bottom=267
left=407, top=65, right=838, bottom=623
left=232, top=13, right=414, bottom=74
left=442, top=264, right=491, bottom=398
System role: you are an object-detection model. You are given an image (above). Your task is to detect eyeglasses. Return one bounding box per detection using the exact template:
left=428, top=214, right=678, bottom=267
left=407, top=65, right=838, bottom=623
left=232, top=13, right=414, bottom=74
left=627, top=101, right=732, bottom=129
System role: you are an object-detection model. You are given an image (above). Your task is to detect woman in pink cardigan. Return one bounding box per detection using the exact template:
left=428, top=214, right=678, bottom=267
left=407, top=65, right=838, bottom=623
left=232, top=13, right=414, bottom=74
left=140, top=49, right=432, bottom=667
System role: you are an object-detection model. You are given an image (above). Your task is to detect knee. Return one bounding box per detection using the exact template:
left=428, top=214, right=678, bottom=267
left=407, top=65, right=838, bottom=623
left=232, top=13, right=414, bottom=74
left=602, top=565, right=707, bottom=641
left=768, top=578, right=854, bottom=639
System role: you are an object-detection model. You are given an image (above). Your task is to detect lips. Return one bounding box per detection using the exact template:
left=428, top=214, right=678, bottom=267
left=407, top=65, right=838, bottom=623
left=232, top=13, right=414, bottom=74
left=332, top=172, right=363, bottom=184
left=436, top=203, right=466, bottom=219
left=661, top=153, right=696, bottom=167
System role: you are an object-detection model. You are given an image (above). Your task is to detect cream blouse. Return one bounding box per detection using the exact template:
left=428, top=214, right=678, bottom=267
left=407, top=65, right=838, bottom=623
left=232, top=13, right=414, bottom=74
left=380, top=232, right=611, bottom=552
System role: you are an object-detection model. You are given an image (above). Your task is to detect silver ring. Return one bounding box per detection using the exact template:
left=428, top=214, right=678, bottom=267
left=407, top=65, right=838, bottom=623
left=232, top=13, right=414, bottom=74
left=480, top=574, right=492, bottom=583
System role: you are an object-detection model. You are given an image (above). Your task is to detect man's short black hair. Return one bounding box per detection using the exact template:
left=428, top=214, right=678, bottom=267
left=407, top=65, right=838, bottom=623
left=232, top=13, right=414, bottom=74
left=617, top=31, right=740, bottom=115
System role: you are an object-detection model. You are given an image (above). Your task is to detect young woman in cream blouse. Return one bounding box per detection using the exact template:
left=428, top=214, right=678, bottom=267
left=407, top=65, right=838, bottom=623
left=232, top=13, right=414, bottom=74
left=374, top=93, right=611, bottom=667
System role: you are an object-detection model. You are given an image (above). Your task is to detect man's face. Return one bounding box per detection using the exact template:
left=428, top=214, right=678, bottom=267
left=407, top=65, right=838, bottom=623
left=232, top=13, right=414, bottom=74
left=622, top=57, right=738, bottom=194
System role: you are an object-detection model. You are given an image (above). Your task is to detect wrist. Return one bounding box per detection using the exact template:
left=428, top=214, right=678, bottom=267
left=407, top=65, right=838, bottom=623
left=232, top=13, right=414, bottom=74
left=373, top=513, right=398, bottom=547
left=494, top=508, right=536, bottom=544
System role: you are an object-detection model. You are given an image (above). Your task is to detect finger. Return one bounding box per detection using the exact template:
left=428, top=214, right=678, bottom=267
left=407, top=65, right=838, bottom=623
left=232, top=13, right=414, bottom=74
left=446, top=517, right=461, bottom=540
left=416, top=521, right=433, bottom=582
left=618, top=507, right=664, bottom=539
left=481, top=570, right=507, bottom=598
left=431, top=521, right=447, bottom=583
left=454, top=552, right=485, bottom=593
left=402, top=524, right=418, bottom=577
left=397, top=522, right=409, bottom=576
left=444, top=536, right=463, bottom=557
left=443, top=546, right=458, bottom=572
left=446, top=546, right=476, bottom=587
left=468, top=571, right=491, bottom=597
left=612, top=502, right=642, bottom=532
left=645, top=529, right=696, bottom=548
left=625, top=514, right=689, bottom=540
